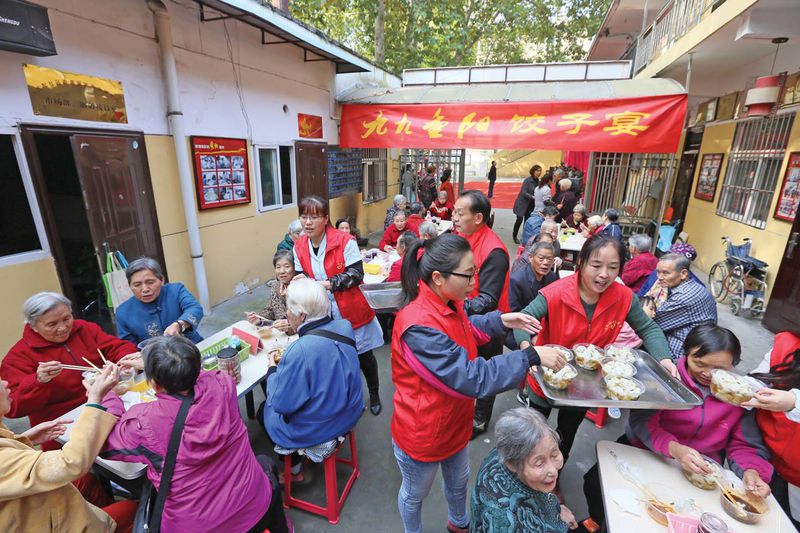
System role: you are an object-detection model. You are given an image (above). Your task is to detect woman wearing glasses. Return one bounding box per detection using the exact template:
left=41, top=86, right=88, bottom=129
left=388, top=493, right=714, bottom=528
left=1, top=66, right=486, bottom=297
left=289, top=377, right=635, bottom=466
left=293, top=196, right=383, bottom=415
left=390, top=233, right=568, bottom=533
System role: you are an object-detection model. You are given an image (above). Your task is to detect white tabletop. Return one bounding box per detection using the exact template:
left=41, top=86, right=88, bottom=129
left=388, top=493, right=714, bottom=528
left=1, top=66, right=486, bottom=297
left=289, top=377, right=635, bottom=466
left=559, top=234, right=586, bottom=252
left=435, top=219, right=453, bottom=234
left=596, top=440, right=794, bottom=532
left=57, top=321, right=297, bottom=480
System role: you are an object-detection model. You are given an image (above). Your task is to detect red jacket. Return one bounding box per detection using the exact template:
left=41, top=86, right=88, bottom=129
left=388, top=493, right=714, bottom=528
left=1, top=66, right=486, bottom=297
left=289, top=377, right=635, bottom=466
left=463, top=224, right=511, bottom=313
left=621, top=252, right=658, bottom=292
left=1, top=320, right=136, bottom=430
left=756, top=332, right=800, bottom=485
left=528, top=274, right=632, bottom=397
left=429, top=199, right=452, bottom=220
left=391, top=282, right=477, bottom=461
left=406, top=214, right=425, bottom=234
left=379, top=223, right=415, bottom=251
left=295, top=226, right=375, bottom=329
left=439, top=180, right=455, bottom=206
left=386, top=258, right=402, bottom=283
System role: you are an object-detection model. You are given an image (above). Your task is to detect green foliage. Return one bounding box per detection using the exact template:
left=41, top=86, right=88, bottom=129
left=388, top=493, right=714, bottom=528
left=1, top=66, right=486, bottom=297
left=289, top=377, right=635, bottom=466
left=288, top=0, right=611, bottom=74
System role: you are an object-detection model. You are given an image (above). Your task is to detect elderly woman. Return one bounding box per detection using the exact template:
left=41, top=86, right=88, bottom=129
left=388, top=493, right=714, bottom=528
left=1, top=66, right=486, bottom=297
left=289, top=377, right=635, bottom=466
left=263, top=279, right=363, bottom=459
left=554, top=178, right=578, bottom=222
left=472, top=408, right=578, bottom=532
left=621, top=234, right=658, bottom=292
left=581, top=214, right=604, bottom=238
left=564, top=204, right=586, bottom=231
left=0, top=292, right=137, bottom=450
left=276, top=219, right=303, bottom=253
left=101, top=336, right=289, bottom=533
left=418, top=220, right=438, bottom=240
left=430, top=190, right=453, bottom=220
left=384, top=194, right=408, bottom=229
left=380, top=210, right=411, bottom=252
left=0, top=365, right=138, bottom=531
left=115, top=257, right=203, bottom=345
left=294, top=195, right=383, bottom=415
left=246, top=249, right=295, bottom=335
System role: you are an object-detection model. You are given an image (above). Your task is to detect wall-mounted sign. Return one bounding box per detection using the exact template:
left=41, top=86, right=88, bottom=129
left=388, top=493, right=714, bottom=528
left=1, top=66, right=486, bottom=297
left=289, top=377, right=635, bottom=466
left=298, top=113, right=323, bottom=139
left=716, top=92, right=739, bottom=121
left=694, top=153, right=723, bottom=202
left=23, top=64, right=127, bottom=123
left=190, top=136, right=250, bottom=210
left=780, top=72, right=800, bottom=108
left=775, top=152, right=800, bottom=222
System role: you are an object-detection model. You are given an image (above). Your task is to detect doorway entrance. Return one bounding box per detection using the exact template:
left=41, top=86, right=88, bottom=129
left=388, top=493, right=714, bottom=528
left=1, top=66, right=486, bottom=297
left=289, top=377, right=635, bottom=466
left=21, top=126, right=164, bottom=333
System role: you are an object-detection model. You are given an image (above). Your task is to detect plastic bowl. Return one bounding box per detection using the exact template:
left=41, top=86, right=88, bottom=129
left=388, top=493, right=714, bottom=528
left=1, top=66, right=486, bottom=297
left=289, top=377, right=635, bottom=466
left=681, top=454, right=723, bottom=490
left=710, top=369, right=765, bottom=406
left=600, top=357, right=637, bottom=379
left=604, top=376, right=645, bottom=401
left=644, top=483, right=677, bottom=526
left=719, top=488, right=768, bottom=524
left=603, top=344, right=639, bottom=364
left=542, top=363, right=578, bottom=390
left=573, top=343, right=605, bottom=370
left=544, top=344, right=574, bottom=362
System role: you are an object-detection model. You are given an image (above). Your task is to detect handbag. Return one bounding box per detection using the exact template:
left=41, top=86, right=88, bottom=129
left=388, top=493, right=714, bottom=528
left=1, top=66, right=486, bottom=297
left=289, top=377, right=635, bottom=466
left=132, top=390, right=194, bottom=533
left=103, top=251, right=134, bottom=309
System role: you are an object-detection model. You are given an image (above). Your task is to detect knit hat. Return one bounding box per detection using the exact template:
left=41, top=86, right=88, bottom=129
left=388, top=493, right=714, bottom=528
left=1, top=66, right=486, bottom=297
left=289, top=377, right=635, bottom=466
left=669, top=242, right=697, bottom=261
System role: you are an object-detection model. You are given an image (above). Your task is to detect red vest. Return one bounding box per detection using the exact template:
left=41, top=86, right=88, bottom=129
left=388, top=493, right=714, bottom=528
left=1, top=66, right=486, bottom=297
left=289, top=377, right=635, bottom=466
left=391, top=282, right=476, bottom=461
left=295, top=226, right=375, bottom=329
left=406, top=214, right=425, bottom=234
left=756, top=332, right=800, bottom=485
left=462, top=224, right=511, bottom=313
left=529, top=274, right=632, bottom=397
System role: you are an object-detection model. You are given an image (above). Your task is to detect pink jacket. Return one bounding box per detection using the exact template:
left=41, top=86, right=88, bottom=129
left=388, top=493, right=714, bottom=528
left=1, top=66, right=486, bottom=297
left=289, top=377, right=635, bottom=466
left=621, top=252, right=658, bottom=292
left=101, top=372, right=271, bottom=532
left=626, top=358, right=773, bottom=482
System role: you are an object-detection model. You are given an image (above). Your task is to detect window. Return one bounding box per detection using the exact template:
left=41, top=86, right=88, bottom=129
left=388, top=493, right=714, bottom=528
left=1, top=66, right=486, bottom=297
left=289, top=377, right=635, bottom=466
left=328, top=146, right=362, bottom=198
left=717, top=113, right=795, bottom=229
left=255, top=145, right=294, bottom=211
left=362, top=148, right=387, bottom=204
left=0, top=135, right=42, bottom=258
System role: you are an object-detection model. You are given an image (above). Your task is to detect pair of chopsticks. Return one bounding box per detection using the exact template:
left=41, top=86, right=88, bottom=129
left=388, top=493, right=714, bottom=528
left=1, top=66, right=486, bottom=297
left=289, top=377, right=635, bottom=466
left=61, top=364, right=99, bottom=372
left=66, top=350, right=109, bottom=372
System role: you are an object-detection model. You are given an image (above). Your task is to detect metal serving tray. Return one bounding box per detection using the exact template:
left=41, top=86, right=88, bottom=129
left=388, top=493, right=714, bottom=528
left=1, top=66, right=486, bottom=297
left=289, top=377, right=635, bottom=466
left=359, top=282, right=404, bottom=313
left=533, top=349, right=702, bottom=410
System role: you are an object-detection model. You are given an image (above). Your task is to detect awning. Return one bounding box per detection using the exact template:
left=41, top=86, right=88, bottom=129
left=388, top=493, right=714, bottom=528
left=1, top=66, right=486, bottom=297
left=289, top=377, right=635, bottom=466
left=339, top=79, right=687, bottom=153
left=193, top=0, right=374, bottom=73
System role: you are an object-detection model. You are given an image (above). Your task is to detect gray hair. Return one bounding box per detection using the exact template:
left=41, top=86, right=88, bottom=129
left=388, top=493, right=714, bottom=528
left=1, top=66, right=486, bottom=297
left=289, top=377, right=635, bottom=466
left=659, top=253, right=691, bottom=273
left=393, top=194, right=407, bottom=207
left=496, top=407, right=560, bottom=474
left=125, top=257, right=164, bottom=284
left=541, top=220, right=559, bottom=232
left=288, top=219, right=303, bottom=235
left=23, top=292, right=72, bottom=326
left=528, top=241, right=555, bottom=257
left=629, top=234, right=652, bottom=253
left=418, top=221, right=437, bottom=239
left=558, top=178, right=572, bottom=191
left=573, top=204, right=586, bottom=215
left=286, top=278, right=330, bottom=321
left=393, top=210, right=407, bottom=221
left=553, top=168, right=565, bottom=178
left=587, top=215, right=603, bottom=228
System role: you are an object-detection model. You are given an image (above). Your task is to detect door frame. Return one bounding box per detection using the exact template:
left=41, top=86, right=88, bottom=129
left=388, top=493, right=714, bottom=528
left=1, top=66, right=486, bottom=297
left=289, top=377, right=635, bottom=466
left=19, top=124, right=166, bottom=305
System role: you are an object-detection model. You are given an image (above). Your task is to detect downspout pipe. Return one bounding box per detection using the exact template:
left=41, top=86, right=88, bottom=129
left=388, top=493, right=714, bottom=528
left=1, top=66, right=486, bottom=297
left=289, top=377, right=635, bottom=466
left=146, top=0, right=211, bottom=313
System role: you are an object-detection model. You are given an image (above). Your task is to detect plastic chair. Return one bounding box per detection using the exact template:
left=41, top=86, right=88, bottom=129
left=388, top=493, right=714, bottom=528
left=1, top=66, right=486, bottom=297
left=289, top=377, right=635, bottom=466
left=585, top=408, right=608, bottom=429
left=283, top=432, right=359, bottom=525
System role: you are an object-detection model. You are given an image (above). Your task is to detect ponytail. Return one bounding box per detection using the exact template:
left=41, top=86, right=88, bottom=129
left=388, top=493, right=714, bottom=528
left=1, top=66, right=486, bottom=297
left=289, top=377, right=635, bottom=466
left=400, top=233, right=472, bottom=306
left=751, top=348, right=800, bottom=390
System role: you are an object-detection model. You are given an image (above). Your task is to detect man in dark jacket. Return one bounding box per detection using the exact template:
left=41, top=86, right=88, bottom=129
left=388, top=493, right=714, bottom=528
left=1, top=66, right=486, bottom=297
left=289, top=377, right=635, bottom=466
left=487, top=161, right=497, bottom=198
left=511, top=165, right=541, bottom=243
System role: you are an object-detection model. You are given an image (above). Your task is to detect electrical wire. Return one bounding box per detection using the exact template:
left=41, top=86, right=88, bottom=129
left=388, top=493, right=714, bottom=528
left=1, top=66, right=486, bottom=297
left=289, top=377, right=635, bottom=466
left=223, top=20, right=253, bottom=142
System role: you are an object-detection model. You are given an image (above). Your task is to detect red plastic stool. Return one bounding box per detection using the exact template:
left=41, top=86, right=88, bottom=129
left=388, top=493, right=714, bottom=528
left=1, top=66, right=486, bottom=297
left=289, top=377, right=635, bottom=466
left=282, top=431, right=359, bottom=524
left=585, top=408, right=608, bottom=429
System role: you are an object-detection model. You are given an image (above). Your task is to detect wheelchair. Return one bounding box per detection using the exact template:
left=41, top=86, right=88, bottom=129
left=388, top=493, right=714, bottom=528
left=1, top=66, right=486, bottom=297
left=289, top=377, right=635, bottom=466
left=708, top=237, right=769, bottom=318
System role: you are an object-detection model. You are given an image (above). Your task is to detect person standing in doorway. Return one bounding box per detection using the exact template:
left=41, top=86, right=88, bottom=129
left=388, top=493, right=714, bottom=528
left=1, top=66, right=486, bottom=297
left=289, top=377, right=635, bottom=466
left=401, top=164, right=416, bottom=203
left=487, top=161, right=497, bottom=198
left=511, top=165, right=541, bottom=244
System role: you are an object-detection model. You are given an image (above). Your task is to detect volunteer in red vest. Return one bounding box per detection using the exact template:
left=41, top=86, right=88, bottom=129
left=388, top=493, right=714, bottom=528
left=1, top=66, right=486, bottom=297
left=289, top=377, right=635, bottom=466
left=452, top=190, right=512, bottom=439
left=391, top=233, right=567, bottom=533
left=512, top=234, right=677, bottom=463
left=746, top=331, right=800, bottom=529
left=293, top=195, right=383, bottom=415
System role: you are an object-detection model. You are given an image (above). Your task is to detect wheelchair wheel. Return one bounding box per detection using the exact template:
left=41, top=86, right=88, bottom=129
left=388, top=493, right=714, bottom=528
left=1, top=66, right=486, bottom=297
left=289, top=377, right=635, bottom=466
left=731, top=300, right=741, bottom=316
left=708, top=262, right=728, bottom=301
left=726, top=278, right=745, bottom=315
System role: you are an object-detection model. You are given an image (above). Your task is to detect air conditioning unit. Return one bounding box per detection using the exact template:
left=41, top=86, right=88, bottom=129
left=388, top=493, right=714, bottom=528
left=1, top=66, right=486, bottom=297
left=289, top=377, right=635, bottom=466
left=0, top=0, right=56, bottom=57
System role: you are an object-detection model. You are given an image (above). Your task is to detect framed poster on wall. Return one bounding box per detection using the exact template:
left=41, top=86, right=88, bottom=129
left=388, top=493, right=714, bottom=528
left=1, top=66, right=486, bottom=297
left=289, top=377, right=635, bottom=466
left=191, top=136, right=250, bottom=210
left=774, top=152, right=800, bottom=221
left=694, top=153, right=724, bottom=201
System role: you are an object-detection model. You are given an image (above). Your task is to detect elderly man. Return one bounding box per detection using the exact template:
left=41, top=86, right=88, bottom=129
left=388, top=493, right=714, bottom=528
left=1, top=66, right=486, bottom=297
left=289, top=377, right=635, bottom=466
left=384, top=194, right=407, bottom=229
left=452, top=190, right=512, bottom=439
left=522, top=205, right=559, bottom=245
left=622, top=234, right=658, bottom=292
left=417, top=220, right=438, bottom=240
left=646, top=253, right=717, bottom=358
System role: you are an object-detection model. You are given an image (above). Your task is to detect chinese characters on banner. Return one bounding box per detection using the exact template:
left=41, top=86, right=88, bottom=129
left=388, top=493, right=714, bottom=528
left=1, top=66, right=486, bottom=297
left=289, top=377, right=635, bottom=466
left=340, top=95, right=687, bottom=153
left=191, top=136, right=250, bottom=210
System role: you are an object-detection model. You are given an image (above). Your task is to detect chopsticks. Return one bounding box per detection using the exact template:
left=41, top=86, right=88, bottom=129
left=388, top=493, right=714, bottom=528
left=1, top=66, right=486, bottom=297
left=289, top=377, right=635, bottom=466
left=97, top=349, right=108, bottom=365
left=82, top=357, right=101, bottom=371
left=61, top=364, right=99, bottom=372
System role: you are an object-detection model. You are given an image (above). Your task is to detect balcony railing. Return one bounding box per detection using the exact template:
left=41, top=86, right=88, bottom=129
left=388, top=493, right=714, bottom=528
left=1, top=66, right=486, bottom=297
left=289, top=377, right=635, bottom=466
left=633, top=0, right=718, bottom=74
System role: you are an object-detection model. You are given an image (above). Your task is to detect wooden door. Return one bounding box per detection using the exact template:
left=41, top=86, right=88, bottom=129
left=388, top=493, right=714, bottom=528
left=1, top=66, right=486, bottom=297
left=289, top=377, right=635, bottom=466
left=763, top=218, right=800, bottom=334
left=295, top=141, right=328, bottom=200
left=70, top=134, right=164, bottom=271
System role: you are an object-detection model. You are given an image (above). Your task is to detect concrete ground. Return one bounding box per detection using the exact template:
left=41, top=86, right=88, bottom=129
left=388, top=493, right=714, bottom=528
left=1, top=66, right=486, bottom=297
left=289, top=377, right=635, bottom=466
left=1, top=208, right=776, bottom=532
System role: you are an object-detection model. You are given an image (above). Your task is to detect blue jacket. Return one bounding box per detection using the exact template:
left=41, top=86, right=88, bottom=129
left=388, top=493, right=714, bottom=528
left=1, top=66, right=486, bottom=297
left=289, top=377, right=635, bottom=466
left=115, top=283, right=203, bottom=344
left=601, top=223, right=623, bottom=242
left=264, top=316, right=363, bottom=449
left=521, top=213, right=544, bottom=245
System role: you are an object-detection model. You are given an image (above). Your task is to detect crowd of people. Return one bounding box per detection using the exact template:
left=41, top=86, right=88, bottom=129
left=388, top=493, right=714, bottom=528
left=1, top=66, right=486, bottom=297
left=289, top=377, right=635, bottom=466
left=1, top=162, right=799, bottom=533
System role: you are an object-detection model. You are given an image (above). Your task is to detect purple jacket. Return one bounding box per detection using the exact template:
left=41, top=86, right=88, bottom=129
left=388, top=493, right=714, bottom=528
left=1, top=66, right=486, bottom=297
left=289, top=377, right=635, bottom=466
left=101, top=371, right=270, bottom=532
left=626, top=358, right=773, bottom=482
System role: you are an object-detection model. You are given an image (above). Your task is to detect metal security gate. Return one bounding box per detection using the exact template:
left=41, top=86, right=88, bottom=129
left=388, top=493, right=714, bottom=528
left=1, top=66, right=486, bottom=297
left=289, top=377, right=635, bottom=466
left=399, top=148, right=465, bottom=202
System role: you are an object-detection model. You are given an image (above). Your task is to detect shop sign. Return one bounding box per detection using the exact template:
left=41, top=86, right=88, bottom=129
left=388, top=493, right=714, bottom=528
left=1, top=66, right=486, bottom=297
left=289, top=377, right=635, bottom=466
left=190, top=136, right=250, bottom=210
left=715, top=92, right=739, bottom=122
left=298, top=113, right=323, bottom=139
left=780, top=72, right=800, bottom=108
left=23, top=64, right=127, bottom=123
left=340, top=94, right=687, bottom=153
left=775, top=152, right=800, bottom=222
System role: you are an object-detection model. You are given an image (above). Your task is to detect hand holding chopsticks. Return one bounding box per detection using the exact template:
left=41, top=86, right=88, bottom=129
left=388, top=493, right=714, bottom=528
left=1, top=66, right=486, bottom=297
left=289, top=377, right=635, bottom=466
left=61, top=364, right=100, bottom=372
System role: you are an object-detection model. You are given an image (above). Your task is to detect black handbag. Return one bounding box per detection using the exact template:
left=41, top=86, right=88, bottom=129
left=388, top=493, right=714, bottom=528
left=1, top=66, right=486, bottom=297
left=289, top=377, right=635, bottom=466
left=132, top=390, right=194, bottom=533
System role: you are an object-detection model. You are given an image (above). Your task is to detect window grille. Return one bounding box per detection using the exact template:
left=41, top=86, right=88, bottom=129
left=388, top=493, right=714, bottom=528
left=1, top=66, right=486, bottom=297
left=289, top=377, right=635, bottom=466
left=362, top=148, right=387, bottom=203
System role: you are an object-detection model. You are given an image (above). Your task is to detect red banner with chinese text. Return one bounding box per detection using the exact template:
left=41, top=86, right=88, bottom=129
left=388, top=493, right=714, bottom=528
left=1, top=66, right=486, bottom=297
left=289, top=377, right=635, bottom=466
left=340, top=95, right=687, bottom=153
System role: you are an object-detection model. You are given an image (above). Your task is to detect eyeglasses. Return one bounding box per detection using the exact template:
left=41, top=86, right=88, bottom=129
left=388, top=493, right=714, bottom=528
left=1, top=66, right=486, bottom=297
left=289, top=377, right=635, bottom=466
left=299, top=215, right=325, bottom=222
left=440, top=269, right=476, bottom=281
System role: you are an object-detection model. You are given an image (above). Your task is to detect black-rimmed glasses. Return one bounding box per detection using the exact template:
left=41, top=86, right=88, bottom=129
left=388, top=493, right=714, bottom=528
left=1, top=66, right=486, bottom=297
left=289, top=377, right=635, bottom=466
left=440, top=270, right=476, bottom=281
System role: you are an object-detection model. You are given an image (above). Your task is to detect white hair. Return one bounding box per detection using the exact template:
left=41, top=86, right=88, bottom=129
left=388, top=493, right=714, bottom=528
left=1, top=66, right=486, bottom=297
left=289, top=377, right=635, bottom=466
left=629, top=234, right=652, bottom=252
left=393, top=194, right=407, bottom=207
left=286, top=278, right=330, bottom=321
left=288, top=219, right=303, bottom=235
left=23, top=292, right=72, bottom=326
left=418, top=221, right=437, bottom=239
left=587, top=215, right=603, bottom=228
left=558, top=178, right=572, bottom=191
left=541, top=220, right=559, bottom=232
left=496, top=407, right=560, bottom=474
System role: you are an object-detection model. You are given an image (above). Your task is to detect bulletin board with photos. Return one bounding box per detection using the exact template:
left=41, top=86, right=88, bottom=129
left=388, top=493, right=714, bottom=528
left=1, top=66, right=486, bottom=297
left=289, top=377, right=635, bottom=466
left=694, top=153, right=724, bottom=202
left=191, top=136, right=250, bottom=210
left=774, top=152, right=800, bottom=222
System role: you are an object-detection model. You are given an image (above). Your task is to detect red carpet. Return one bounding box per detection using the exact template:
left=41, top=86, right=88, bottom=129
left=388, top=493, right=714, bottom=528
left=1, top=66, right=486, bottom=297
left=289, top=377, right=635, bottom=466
left=463, top=181, right=522, bottom=210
